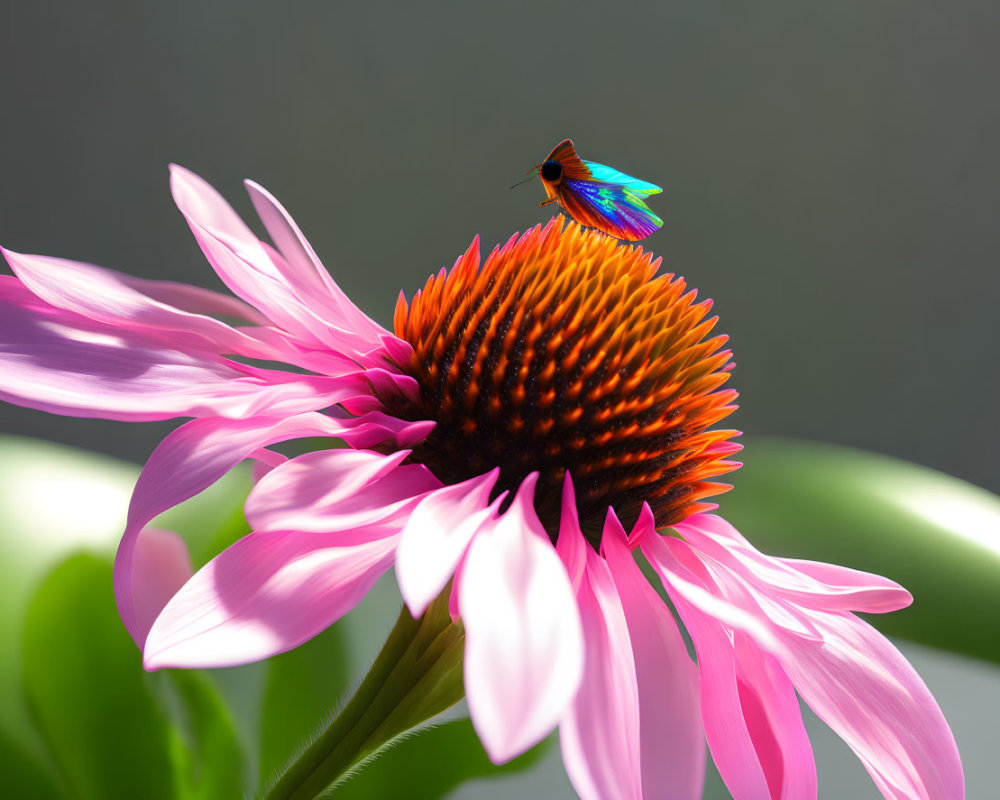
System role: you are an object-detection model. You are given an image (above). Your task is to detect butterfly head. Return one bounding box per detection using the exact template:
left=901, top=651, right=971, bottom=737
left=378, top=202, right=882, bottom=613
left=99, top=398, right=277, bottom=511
left=539, top=160, right=563, bottom=183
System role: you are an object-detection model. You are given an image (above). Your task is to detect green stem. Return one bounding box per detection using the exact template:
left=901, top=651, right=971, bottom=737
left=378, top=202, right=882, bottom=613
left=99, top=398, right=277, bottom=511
left=264, top=591, right=465, bottom=800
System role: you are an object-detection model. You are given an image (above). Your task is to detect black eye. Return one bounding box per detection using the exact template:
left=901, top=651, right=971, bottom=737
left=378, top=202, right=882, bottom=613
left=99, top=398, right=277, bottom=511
left=540, top=160, right=562, bottom=181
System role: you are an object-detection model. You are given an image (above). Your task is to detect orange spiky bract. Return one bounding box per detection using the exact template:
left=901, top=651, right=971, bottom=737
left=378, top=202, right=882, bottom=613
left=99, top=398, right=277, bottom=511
left=387, top=217, right=741, bottom=544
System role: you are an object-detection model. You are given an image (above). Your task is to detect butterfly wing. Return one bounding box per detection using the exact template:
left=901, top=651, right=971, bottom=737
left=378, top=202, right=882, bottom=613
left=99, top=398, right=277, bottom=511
left=582, top=160, right=662, bottom=197
left=557, top=179, right=663, bottom=241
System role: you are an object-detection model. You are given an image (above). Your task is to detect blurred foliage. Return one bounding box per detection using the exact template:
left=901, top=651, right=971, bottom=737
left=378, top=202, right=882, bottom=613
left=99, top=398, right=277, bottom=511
left=1, top=434, right=999, bottom=797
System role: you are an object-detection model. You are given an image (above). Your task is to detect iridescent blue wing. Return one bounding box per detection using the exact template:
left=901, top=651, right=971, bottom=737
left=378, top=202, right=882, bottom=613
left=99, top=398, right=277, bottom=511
left=557, top=179, right=663, bottom=241
left=582, top=160, right=662, bottom=197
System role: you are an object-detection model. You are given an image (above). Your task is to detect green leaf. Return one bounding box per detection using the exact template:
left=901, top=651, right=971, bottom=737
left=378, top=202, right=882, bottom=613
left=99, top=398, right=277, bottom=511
left=0, top=436, right=137, bottom=746
left=0, top=725, right=66, bottom=800
left=331, top=718, right=549, bottom=800
left=21, top=554, right=177, bottom=800
left=720, top=437, right=1000, bottom=664
left=163, top=670, right=248, bottom=800
left=257, top=622, right=352, bottom=788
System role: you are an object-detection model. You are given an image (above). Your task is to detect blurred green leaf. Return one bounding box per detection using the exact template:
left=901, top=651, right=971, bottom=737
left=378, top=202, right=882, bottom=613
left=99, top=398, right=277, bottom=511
left=0, top=725, right=66, bottom=800
left=257, top=622, right=353, bottom=788
left=721, top=437, right=1000, bottom=664
left=164, top=670, right=248, bottom=800
left=21, top=554, right=177, bottom=800
left=0, top=435, right=256, bottom=800
left=0, top=437, right=137, bottom=739
left=331, top=718, right=549, bottom=800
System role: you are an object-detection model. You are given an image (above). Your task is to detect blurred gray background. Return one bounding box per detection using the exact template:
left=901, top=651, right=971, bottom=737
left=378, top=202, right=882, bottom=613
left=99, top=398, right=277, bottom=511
left=1, top=2, right=997, bottom=798
left=1, top=1, right=997, bottom=494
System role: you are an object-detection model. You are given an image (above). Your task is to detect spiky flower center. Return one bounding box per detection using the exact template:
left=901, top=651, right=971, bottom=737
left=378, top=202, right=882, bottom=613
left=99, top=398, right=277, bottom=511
left=386, top=218, right=740, bottom=544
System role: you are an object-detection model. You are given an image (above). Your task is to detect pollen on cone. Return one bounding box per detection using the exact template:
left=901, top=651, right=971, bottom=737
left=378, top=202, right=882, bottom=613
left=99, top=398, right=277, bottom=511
left=388, top=217, right=741, bottom=540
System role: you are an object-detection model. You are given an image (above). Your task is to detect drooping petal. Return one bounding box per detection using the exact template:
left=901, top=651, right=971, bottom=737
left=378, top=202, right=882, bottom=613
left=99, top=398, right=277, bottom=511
left=459, top=474, right=584, bottom=764
left=603, top=515, right=706, bottom=800
left=129, top=528, right=194, bottom=645
left=640, top=527, right=783, bottom=655
left=143, top=529, right=397, bottom=669
left=0, top=276, right=346, bottom=421
left=778, top=612, right=964, bottom=800
left=114, top=412, right=358, bottom=646
left=674, top=515, right=912, bottom=614
left=654, top=517, right=963, bottom=800
left=245, top=448, right=441, bottom=535
left=395, top=470, right=501, bottom=618
left=732, top=632, right=817, bottom=800
left=559, top=526, right=642, bottom=800
left=641, top=529, right=811, bottom=799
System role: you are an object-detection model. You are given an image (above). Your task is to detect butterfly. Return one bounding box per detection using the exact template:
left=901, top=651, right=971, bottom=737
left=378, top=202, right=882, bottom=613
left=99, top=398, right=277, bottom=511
left=514, top=139, right=663, bottom=241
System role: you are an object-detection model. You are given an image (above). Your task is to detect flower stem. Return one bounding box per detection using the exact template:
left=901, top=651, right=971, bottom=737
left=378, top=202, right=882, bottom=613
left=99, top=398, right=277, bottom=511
left=264, top=591, right=465, bottom=800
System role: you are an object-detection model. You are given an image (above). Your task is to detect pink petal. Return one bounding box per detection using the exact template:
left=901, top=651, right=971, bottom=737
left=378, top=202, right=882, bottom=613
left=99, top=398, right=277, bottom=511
left=244, top=180, right=396, bottom=362
left=640, top=528, right=783, bottom=655
left=0, top=276, right=335, bottom=421
left=2, top=247, right=274, bottom=359
left=126, top=278, right=268, bottom=325
left=114, top=412, right=358, bottom=646
left=129, top=528, right=194, bottom=645
left=554, top=474, right=587, bottom=592
left=778, top=612, right=964, bottom=800
left=170, top=165, right=387, bottom=360
left=143, top=529, right=397, bottom=669
left=459, top=474, right=584, bottom=764
left=395, top=470, right=501, bottom=618
left=245, top=448, right=441, bottom=535
left=642, top=530, right=813, bottom=799
left=675, top=515, right=912, bottom=614
left=732, top=633, right=817, bottom=800
left=559, top=527, right=642, bottom=800
left=327, top=409, right=435, bottom=450
left=657, top=518, right=963, bottom=800
left=604, top=517, right=706, bottom=800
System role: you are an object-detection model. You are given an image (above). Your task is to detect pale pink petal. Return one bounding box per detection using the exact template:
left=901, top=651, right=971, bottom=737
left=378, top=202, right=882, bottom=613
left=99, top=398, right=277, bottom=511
left=244, top=180, right=394, bottom=359
left=603, top=517, right=705, bottom=800
left=559, top=534, right=642, bottom=800
left=675, top=515, right=912, bottom=614
left=459, top=474, right=584, bottom=764
left=0, top=276, right=328, bottom=421
left=778, top=612, right=964, bottom=800
left=2, top=248, right=274, bottom=358
left=246, top=449, right=441, bottom=535
left=171, top=165, right=386, bottom=360
left=396, top=470, right=501, bottom=618
left=114, top=412, right=358, bottom=646
left=776, top=558, right=912, bottom=613
left=127, top=278, right=268, bottom=325
left=130, top=528, right=194, bottom=645
left=659, top=518, right=963, bottom=800
left=143, top=529, right=397, bottom=669
left=640, top=528, right=783, bottom=655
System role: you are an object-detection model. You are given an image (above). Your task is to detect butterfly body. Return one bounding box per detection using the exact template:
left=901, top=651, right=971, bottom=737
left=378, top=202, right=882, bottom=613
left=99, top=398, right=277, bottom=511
left=531, top=139, right=663, bottom=241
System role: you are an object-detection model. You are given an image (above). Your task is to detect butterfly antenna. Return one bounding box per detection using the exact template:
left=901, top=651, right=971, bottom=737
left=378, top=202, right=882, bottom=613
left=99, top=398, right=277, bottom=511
left=509, top=165, right=542, bottom=190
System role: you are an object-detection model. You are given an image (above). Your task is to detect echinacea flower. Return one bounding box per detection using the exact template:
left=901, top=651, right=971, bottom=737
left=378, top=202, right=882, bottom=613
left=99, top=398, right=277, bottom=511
left=0, top=167, right=964, bottom=800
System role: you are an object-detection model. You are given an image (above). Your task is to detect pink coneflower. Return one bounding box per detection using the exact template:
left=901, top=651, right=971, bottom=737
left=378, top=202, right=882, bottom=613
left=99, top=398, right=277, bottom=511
left=0, top=167, right=963, bottom=799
